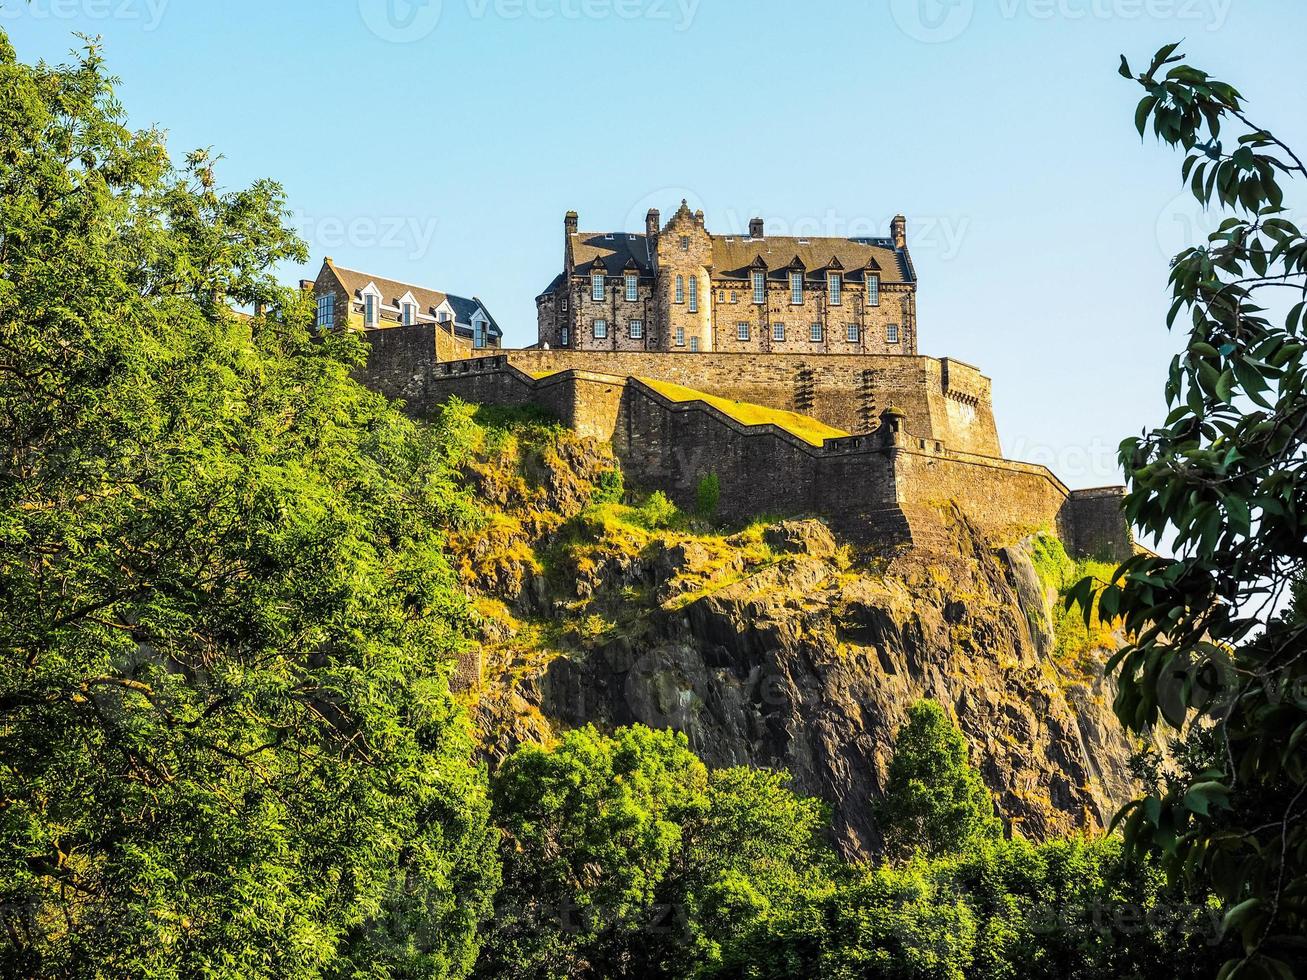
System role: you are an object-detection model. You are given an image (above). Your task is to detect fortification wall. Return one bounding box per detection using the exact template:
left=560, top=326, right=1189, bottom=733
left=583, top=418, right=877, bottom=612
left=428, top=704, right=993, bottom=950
left=894, top=448, right=1074, bottom=543
left=1064, top=487, right=1134, bottom=562
left=364, top=355, right=1131, bottom=558
left=503, top=349, right=1001, bottom=456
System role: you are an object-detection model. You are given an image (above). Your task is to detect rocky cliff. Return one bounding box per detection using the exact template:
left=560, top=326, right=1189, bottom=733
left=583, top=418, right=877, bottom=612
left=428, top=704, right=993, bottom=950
left=447, top=408, right=1143, bottom=860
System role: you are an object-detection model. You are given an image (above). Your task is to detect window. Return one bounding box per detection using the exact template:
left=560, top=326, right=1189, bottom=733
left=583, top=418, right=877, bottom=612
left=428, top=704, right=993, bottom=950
left=731, top=291, right=738, bottom=304
left=625, top=273, right=638, bottom=302
left=810, top=322, right=823, bottom=342
left=675, top=326, right=685, bottom=347
left=886, top=323, right=900, bottom=344
left=591, top=274, right=605, bottom=302
left=772, top=321, right=785, bottom=342
left=828, top=272, right=842, bottom=305
left=867, top=275, right=880, bottom=306
left=790, top=272, right=804, bottom=305
left=688, top=277, right=698, bottom=312
left=736, top=322, right=750, bottom=341
left=846, top=323, right=859, bottom=343
left=402, top=301, right=414, bottom=326
left=316, top=293, right=334, bottom=330
left=752, top=270, right=766, bottom=304
left=629, top=319, right=643, bottom=339
left=560, top=326, right=570, bottom=346
left=437, top=310, right=450, bottom=324
left=680, top=235, right=690, bottom=251
left=364, top=293, right=377, bottom=327
left=594, top=319, right=608, bottom=339
left=473, top=319, right=486, bottom=349
left=689, top=336, right=700, bottom=351
left=675, top=276, right=685, bottom=304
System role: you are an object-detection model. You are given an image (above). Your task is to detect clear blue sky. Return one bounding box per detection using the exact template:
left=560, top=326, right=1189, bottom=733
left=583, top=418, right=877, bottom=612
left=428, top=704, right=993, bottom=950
left=5, top=0, right=1304, bottom=487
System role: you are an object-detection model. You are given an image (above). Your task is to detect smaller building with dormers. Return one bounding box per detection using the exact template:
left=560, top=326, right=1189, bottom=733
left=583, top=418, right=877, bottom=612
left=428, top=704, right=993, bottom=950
left=307, top=257, right=502, bottom=358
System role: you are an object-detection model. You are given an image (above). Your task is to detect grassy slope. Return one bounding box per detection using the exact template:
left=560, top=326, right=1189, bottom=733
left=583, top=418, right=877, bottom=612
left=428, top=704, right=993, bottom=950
left=637, top=377, right=848, bottom=446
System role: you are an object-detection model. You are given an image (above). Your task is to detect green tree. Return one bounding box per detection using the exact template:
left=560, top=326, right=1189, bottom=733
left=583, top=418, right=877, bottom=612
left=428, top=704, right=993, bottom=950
left=876, top=700, right=1001, bottom=860
left=0, top=31, right=497, bottom=978
left=481, top=725, right=840, bottom=980
left=1073, top=43, right=1307, bottom=979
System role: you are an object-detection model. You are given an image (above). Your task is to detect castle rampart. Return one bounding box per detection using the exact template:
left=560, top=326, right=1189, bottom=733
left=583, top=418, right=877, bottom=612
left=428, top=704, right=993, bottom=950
left=410, top=355, right=1131, bottom=560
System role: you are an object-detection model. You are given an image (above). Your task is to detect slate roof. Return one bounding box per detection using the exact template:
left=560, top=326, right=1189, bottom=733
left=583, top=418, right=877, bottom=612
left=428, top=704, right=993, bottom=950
left=545, top=230, right=913, bottom=295
left=711, top=236, right=912, bottom=284
left=569, top=232, right=656, bottom=275
left=326, top=262, right=502, bottom=337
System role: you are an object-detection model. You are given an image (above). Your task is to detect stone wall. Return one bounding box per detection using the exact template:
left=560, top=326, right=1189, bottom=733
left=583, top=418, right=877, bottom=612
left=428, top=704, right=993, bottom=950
left=1064, top=487, right=1135, bottom=562
left=354, top=354, right=1131, bottom=558
left=503, top=349, right=1001, bottom=456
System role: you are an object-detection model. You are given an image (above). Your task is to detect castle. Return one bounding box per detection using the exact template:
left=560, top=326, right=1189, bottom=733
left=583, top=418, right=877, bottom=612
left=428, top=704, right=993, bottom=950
left=536, top=200, right=916, bottom=355
left=350, top=204, right=1133, bottom=561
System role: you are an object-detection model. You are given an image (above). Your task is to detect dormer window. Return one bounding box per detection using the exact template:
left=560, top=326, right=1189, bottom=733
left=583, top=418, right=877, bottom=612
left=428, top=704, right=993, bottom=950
left=867, top=274, right=880, bottom=307
left=790, top=272, right=804, bottom=305
left=591, top=274, right=605, bottom=302
left=625, top=273, right=638, bottom=302
left=316, top=293, right=334, bottom=330
left=752, top=271, right=766, bottom=304
left=827, top=272, right=842, bottom=305
left=364, top=293, right=378, bottom=327
left=402, top=301, right=415, bottom=326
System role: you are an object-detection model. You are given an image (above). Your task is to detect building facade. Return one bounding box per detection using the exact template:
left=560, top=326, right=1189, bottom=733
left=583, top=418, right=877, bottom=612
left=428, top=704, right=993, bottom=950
left=308, top=258, right=502, bottom=356
left=535, top=200, right=917, bottom=355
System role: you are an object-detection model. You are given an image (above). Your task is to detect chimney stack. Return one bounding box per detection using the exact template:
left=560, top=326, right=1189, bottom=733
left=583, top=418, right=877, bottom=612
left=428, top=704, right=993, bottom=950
left=749, top=217, right=764, bottom=238
left=646, top=208, right=660, bottom=239
left=565, top=210, right=578, bottom=235
left=891, top=214, right=907, bottom=250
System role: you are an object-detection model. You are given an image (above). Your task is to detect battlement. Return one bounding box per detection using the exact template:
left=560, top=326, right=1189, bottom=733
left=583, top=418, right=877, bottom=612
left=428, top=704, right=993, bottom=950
left=400, top=352, right=1132, bottom=560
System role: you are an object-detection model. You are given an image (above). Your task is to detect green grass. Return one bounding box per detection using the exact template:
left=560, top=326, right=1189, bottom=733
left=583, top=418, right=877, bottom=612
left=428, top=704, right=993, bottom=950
left=638, top=377, right=848, bottom=447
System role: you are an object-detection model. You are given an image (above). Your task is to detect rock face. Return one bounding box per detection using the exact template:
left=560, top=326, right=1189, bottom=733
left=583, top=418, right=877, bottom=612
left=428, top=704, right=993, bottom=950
left=454, top=425, right=1141, bottom=860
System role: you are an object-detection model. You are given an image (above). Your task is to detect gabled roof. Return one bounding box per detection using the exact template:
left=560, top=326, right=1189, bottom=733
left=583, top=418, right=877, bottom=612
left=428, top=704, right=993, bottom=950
left=324, top=262, right=501, bottom=336
left=570, top=232, right=654, bottom=276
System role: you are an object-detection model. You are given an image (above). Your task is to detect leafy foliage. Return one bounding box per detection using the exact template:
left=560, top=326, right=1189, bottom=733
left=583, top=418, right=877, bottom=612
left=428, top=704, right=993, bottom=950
left=481, top=725, right=838, bottom=980
left=0, top=31, right=497, bottom=978
left=1075, top=43, right=1307, bottom=978
left=876, top=700, right=1001, bottom=859
left=696, top=473, right=721, bottom=519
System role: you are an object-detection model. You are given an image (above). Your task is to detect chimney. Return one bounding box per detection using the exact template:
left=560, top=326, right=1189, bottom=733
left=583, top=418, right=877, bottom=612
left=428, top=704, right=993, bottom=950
left=646, top=208, right=660, bottom=239
left=891, top=214, right=907, bottom=250
left=749, top=217, right=764, bottom=238
left=565, top=210, right=578, bottom=236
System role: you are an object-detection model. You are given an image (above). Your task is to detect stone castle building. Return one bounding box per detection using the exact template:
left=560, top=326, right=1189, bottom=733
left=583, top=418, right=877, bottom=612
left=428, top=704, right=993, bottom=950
left=536, top=200, right=916, bottom=355
left=351, top=201, right=1133, bottom=563
left=307, top=257, right=502, bottom=359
